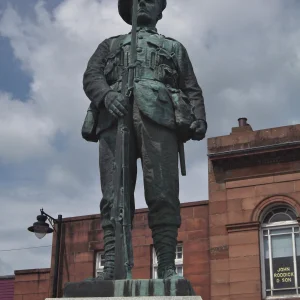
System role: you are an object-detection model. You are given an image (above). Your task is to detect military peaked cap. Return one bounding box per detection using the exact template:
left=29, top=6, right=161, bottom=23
left=118, top=0, right=167, bottom=25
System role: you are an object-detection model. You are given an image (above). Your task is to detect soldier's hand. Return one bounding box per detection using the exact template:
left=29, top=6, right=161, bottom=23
left=104, top=91, right=128, bottom=118
left=190, top=119, right=207, bottom=141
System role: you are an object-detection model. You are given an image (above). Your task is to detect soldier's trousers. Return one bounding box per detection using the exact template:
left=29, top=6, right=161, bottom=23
left=99, top=102, right=181, bottom=230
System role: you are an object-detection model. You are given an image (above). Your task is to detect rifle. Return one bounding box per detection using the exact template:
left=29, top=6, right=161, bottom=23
left=111, top=0, right=138, bottom=280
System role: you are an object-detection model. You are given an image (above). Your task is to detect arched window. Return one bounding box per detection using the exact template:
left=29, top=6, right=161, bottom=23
left=261, top=205, right=300, bottom=298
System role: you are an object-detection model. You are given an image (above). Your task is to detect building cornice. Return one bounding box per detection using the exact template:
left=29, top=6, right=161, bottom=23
left=208, top=139, right=300, bottom=182
left=208, top=141, right=300, bottom=159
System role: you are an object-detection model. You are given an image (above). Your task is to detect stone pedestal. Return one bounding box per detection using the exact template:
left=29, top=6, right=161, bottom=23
left=46, top=296, right=203, bottom=300
left=62, top=279, right=197, bottom=298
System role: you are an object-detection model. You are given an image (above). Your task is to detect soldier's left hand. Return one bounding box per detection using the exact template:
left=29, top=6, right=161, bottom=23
left=190, top=120, right=207, bottom=141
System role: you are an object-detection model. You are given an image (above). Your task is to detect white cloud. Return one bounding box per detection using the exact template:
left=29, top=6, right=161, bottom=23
left=0, top=92, right=55, bottom=163
left=0, top=0, right=300, bottom=275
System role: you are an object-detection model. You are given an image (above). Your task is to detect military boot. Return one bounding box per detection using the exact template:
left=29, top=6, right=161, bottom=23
left=152, top=225, right=183, bottom=280
left=97, top=224, right=115, bottom=280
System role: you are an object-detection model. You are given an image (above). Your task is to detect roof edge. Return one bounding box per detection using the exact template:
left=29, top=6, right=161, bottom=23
left=0, top=275, right=15, bottom=280
left=14, top=268, right=50, bottom=275
left=62, top=200, right=209, bottom=222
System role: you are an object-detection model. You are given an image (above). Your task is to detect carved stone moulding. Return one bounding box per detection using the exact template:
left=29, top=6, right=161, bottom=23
left=208, top=141, right=300, bottom=183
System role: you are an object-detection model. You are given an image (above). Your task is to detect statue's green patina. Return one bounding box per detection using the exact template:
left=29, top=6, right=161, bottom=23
left=82, top=0, right=207, bottom=281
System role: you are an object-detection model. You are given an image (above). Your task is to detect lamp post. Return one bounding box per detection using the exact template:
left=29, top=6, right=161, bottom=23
left=28, top=209, right=62, bottom=298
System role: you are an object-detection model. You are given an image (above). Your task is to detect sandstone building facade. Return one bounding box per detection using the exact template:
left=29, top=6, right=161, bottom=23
left=8, top=120, right=300, bottom=300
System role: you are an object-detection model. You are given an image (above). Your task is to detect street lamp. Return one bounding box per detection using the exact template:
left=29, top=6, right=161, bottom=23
left=28, top=209, right=62, bottom=298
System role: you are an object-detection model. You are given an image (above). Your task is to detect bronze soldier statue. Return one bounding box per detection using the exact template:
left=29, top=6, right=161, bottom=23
left=82, top=0, right=207, bottom=281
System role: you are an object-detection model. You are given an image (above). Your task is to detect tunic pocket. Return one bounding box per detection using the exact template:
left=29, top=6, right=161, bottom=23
left=168, top=88, right=194, bottom=142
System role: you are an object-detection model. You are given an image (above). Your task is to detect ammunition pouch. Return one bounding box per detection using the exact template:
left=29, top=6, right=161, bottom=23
left=81, top=102, right=99, bottom=142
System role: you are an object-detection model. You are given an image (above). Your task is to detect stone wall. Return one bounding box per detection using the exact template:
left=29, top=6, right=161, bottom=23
left=207, top=123, right=300, bottom=300
left=13, top=269, right=50, bottom=300
left=48, top=202, right=210, bottom=298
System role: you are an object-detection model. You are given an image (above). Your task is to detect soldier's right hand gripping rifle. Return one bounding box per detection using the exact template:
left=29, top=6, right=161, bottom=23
left=110, top=0, right=138, bottom=280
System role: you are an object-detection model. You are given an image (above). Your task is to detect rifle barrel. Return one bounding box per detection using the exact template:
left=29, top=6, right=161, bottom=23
left=128, top=0, right=138, bottom=90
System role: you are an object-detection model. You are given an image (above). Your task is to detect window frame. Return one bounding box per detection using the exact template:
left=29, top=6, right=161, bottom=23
left=260, top=208, right=299, bottom=299
left=152, top=243, right=183, bottom=279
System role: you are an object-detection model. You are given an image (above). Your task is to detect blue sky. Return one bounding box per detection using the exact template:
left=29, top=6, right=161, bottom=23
left=0, top=0, right=62, bottom=100
left=0, top=36, right=31, bottom=100
left=1, top=0, right=300, bottom=276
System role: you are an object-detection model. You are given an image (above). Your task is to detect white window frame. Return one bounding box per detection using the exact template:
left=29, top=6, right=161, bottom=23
left=260, top=208, right=300, bottom=299
left=152, top=243, right=183, bottom=279
left=95, top=251, right=105, bottom=277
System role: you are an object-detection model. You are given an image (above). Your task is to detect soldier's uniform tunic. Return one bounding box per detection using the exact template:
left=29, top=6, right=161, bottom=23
left=83, top=27, right=206, bottom=277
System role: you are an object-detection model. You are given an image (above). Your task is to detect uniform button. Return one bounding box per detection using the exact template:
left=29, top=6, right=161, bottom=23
left=136, top=47, right=143, bottom=52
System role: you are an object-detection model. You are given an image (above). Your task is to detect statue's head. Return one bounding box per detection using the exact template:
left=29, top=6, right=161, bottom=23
left=118, top=0, right=167, bottom=26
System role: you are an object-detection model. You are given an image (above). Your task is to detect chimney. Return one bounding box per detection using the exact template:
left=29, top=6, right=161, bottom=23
left=231, top=117, right=253, bottom=134
left=238, top=117, right=248, bottom=127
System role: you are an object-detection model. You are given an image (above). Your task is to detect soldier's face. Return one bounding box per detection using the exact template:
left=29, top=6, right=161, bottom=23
left=137, top=0, right=161, bottom=26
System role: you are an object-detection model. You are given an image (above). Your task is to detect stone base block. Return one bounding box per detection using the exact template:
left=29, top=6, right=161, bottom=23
left=62, top=279, right=196, bottom=297
left=47, top=298, right=202, bottom=300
